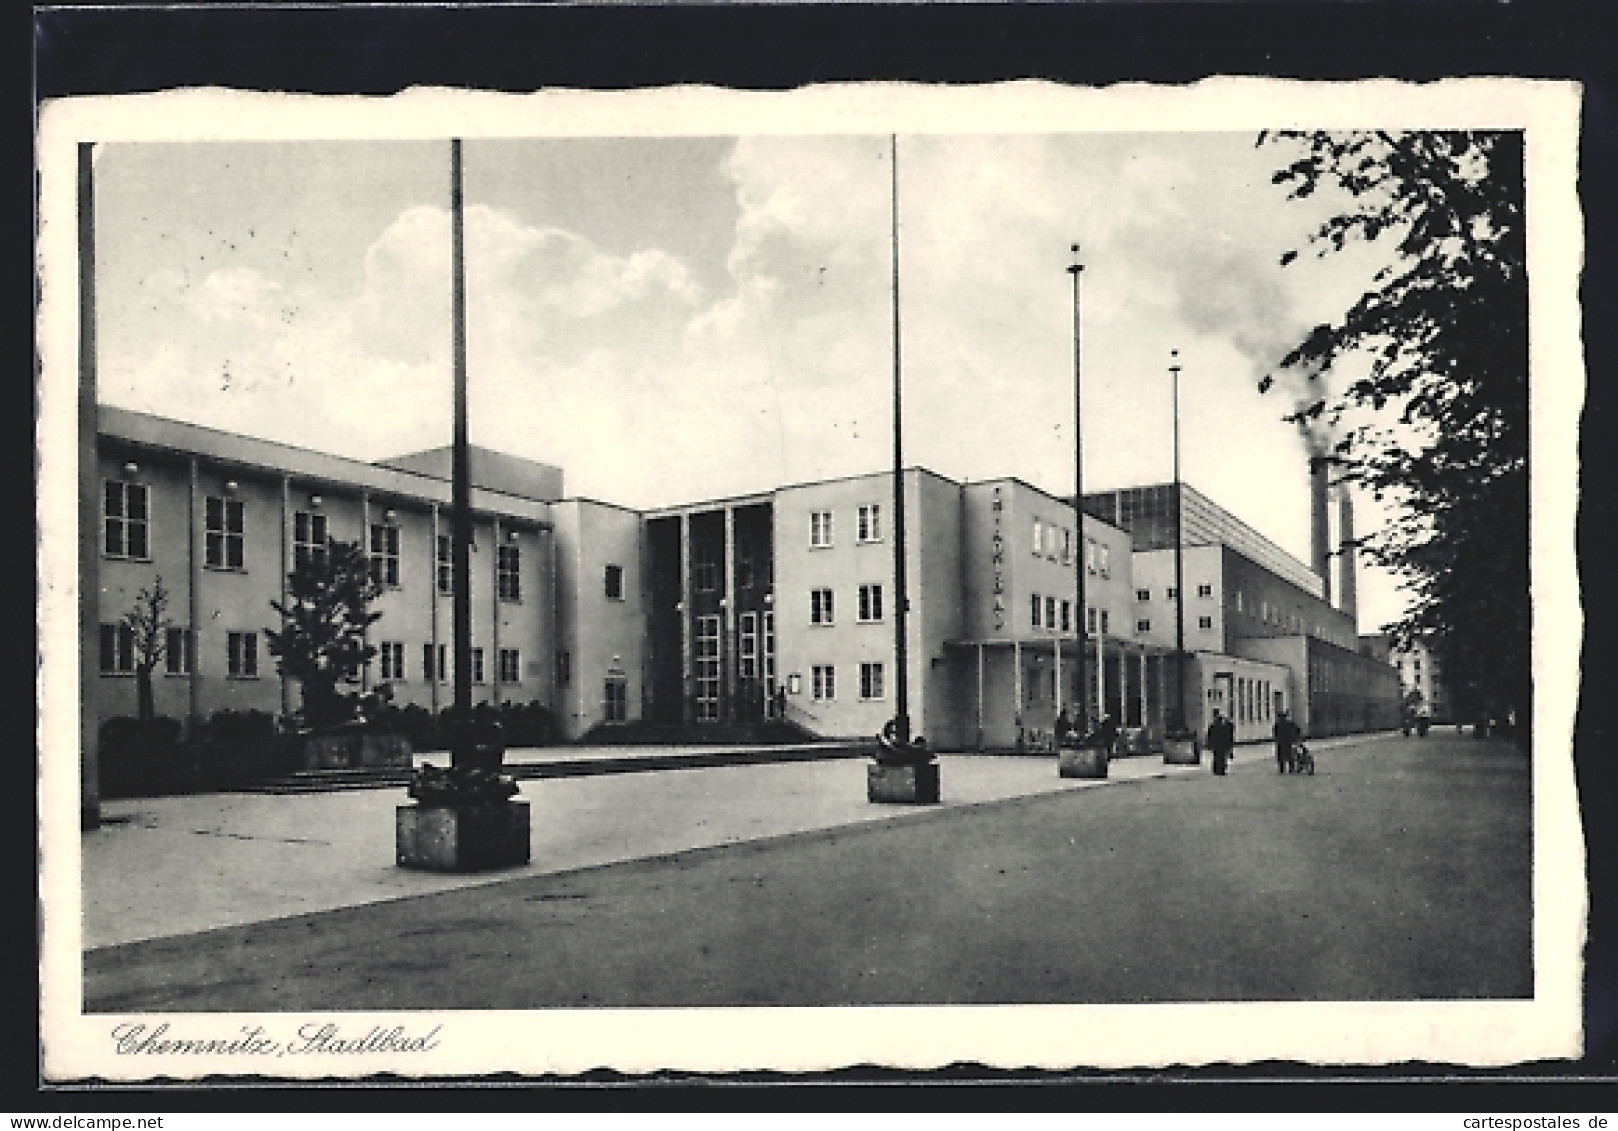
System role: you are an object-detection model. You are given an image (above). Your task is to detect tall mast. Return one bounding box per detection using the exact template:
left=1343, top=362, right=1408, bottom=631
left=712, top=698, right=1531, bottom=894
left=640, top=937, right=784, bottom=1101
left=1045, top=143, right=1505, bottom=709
left=891, top=135, right=910, bottom=743
left=1170, top=349, right=1187, bottom=735
left=1068, top=245, right=1087, bottom=729
left=450, top=138, right=474, bottom=761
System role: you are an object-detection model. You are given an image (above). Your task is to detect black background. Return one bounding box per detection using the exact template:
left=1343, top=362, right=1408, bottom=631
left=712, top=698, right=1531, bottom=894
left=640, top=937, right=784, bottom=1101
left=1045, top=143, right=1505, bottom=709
left=27, top=0, right=1618, bottom=1110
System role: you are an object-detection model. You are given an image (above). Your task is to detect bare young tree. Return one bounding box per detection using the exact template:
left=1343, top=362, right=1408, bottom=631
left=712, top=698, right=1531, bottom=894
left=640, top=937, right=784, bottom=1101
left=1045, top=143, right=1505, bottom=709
left=121, top=576, right=173, bottom=724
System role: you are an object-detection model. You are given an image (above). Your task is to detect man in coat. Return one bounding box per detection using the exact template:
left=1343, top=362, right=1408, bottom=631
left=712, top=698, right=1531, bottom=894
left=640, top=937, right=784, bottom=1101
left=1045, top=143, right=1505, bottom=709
left=1274, top=710, right=1301, bottom=773
left=1206, top=709, right=1236, bottom=776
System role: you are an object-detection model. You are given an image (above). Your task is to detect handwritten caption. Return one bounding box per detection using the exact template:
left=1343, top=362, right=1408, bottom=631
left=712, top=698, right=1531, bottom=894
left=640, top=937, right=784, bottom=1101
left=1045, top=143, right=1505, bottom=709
left=110, top=1022, right=442, bottom=1058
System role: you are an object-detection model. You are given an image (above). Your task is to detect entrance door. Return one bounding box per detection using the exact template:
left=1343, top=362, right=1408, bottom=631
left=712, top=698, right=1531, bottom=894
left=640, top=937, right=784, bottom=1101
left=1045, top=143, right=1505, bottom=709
left=694, top=614, right=720, bottom=722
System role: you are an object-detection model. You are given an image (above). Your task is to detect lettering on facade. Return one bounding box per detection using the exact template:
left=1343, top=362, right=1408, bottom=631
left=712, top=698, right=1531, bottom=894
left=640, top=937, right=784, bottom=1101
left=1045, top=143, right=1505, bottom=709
left=991, top=486, right=1006, bottom=630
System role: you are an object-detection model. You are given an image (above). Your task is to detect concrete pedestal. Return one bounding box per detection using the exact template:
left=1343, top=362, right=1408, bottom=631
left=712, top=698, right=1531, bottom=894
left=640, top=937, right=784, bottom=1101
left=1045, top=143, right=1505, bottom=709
left=867, top=762, right=941, bottom=805
left=1058, top=746, right=1109, bottom=779
left=1163, top=734, right=1201, bottom=765
left=397, top=801, right=530, bottom=872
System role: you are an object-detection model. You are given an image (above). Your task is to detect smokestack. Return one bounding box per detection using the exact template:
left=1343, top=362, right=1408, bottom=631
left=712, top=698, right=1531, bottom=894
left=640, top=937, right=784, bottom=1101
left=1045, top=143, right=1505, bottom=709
left=1310, top=455, right=1332, bottom=605
left=1338, top=487, right=1358, bottom=625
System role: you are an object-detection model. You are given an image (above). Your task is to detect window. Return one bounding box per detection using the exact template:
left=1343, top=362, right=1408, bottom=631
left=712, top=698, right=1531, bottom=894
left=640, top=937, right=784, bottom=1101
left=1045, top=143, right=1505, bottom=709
left=1101, top=610, right=1111, bottom=635
left=1031, top=593, right=1042, bottom=629
left=294, top=511, right=328, bottom=570
left=164, top=627, right=192, bottom=675
left=369, top=523, right=401, bottom=587
left=1087, top=606, right=1098, bottom=634
left=422, top=643, right=436, bottom=682
left=227, top=632, right=258, bottom=678
left=860, top=661, right=885, bottom=701
left=693, top=542, right=719, bottom=592
left=1137, top=619, right=1151, bottom=633
left=605, top=678, right=628, bottom=722
left=1136, top=588, right=1151, bottom=602
left=811, top=587, right=835, bottom=625
left=1197, top=583, right=1213, bottom=598
left=104, top=481, right=150, bottom=560
left=858, top=583, right=883, bottom=623
left=1061, top=600, right=1072, bottom=632
left=739, top=612, right=758, bottom=679
left=1045, top=596, right=1057, bottom=630
left=810, top=511, right=834, bottom=548
left=498, top=544, right=522, bottom=602
left=436, top=535, right=453, bottom=595
left=98, top=623, right=134, bottom=674
left=602, top=562, right=623, bottom=602
left=1166, top=586, right=1177, bottom=600
left=858, top=504, right=882, bottom=543
left=1235, top=590, right=1245, bottom=614
left=1085, top=538, right=1097, bottom=574
left=1198, top=615, right=1213, bottom=631
left=812, top=664, right=836, bottom=701
left=205, top=496, right=245, bottom=570
left=1032, top=519, right=1044, bottom=556
left=499, top=648, right=521, bottom=684
left=470, top=647, right=485, bottom=684
left=736, top=538, right=754, bottom=588
left=1098, top=543, right=1111, bottom=578
left=556, top=649, right=571, bottom=688
left=694, top=616, right=720, bottom=720
left=1061, top=528, right=1073, bottom=565
left=378, top=640, right=405, bottom=681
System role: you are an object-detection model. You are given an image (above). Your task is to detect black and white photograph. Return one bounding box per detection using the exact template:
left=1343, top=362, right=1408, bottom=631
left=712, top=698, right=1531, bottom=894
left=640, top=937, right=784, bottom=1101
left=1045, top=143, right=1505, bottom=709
left=37, top=79, right=1583, bottom=1080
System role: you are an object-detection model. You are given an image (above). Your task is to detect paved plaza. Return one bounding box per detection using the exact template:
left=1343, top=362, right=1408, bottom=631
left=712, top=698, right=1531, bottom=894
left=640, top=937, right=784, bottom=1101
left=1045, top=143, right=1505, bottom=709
left=80, top=732, right=1533, bottom=1011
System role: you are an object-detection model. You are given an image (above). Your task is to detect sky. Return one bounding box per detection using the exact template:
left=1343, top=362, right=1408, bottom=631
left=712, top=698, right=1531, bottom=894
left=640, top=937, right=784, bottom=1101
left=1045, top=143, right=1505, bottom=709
left=91, top=132, right=1409, bottom=630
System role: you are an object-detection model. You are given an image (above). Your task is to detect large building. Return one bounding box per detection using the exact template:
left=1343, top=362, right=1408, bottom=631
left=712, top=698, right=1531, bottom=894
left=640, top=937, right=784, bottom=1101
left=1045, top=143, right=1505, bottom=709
left=1084, top=473, right=1402, bottom=739
left=91, top=407, right=1397, bottom=753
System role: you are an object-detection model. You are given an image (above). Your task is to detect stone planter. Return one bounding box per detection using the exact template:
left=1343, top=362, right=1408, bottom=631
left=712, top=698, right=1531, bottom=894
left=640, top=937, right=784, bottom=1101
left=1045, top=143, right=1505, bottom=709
left=867, top=762, right=941, bottom=805
left=1058, top=745, right=1109, bottom=779
left=302, top=733, right=414, bottom=771
left=396, top=801, right=531, bottom=872
left=1163, top=733, right=1201, bottom=765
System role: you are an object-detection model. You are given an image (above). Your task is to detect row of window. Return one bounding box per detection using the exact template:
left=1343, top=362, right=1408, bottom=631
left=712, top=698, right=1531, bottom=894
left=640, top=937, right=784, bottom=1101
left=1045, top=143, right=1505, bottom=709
left=1135, top=616, right=1215, bottom=633
left=808, top=584, right=884, bottom=626
left=808, top=504, right=883, bottom=549
left=1136, top=584, right=1215, bottom=601
left=99, top=624, right=256, bottom=679
left=1030, top=520, right=1117, bottom=580
left=1027, top=593, right=1114, bottom=636
left=809, top=661, right=885, bottom=702
left=100, top=623, right=527, bottom=686
left=106, top=481, right=529, bottom=601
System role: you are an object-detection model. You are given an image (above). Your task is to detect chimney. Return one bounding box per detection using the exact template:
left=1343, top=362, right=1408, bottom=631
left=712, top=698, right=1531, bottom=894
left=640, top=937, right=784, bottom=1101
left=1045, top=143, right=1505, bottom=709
left=1338, top=487, right=1358, bottom=625
left=1310, top=455, right=1332, bottom=606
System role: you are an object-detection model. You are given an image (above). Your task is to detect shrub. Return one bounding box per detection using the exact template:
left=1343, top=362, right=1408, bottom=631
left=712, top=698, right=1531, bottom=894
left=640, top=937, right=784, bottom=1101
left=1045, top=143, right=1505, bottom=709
left=207, top=708, right=278, bottom=742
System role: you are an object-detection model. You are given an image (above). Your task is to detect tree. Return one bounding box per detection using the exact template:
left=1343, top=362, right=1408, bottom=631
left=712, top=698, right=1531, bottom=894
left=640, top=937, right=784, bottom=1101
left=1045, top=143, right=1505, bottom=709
left=1259, top=130, right=1529, bottom=739
left=267, top=539, right=382, bottom=730
left=122, top=576, right=174, bottom=724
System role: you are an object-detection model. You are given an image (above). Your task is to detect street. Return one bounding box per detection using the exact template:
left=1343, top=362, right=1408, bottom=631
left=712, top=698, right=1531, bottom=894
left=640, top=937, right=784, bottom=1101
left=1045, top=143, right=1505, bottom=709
left=84, top=732, right=1531, bottom=1012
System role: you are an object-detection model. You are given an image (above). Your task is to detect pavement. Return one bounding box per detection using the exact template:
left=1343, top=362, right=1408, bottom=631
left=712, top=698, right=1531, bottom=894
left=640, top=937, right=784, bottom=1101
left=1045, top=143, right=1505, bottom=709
left=80, top=730, right=1535, bottom=1012
left=84, top=741, right=1231, bottom=949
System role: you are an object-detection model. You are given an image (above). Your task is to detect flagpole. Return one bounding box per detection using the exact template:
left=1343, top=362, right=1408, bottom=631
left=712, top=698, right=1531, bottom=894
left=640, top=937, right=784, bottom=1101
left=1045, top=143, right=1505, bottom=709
left=890, top=134, right=910, bottom=745
left=450, top=138, right=474, bottom=767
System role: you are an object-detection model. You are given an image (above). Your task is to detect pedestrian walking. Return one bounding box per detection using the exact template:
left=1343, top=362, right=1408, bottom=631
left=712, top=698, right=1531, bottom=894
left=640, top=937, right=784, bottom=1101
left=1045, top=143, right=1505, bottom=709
left=1054, top=708, right=1075, bottom=749
left=1274, top=710, right=1301, bottom=773
left=1206, top=709, right=1235, bottom=776
left=1098, top=714, right=1119, bottom=757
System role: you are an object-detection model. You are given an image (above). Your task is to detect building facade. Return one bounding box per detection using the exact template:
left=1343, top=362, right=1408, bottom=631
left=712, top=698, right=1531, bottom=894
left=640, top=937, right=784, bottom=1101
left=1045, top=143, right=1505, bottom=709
left=91, top=409, right=1398, bottom=752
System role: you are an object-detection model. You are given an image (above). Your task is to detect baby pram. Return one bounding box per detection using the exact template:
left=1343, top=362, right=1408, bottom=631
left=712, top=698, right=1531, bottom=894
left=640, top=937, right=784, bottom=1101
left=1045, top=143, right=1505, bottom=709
left=1288, top=742, right=1316, bottom=775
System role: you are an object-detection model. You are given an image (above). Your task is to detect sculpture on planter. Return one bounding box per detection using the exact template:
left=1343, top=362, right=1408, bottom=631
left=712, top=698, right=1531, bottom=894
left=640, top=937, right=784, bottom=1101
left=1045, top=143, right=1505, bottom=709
left=409, top=704, right=516, bottom=804
left=874, top=716, right=934, bottom=766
